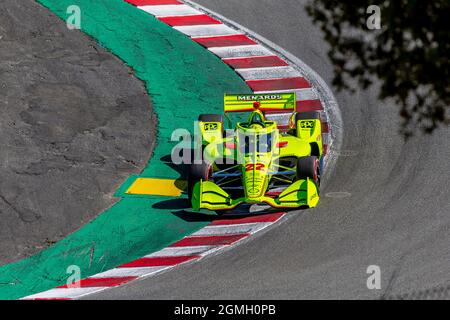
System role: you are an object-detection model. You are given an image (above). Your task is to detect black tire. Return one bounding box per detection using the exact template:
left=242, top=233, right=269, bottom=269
left=198, top=114, right=225, bottom=136
left=310, top=143, right=320, bottom=157
left=295, top=111, right=321, bottom=122
left=187, top=162, right=212, bottom=201
left=296, top=156, right=320, bottom=186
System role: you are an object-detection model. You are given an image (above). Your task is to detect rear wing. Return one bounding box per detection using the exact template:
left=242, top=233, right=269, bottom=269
left=224, top=93, right=296, bottom=114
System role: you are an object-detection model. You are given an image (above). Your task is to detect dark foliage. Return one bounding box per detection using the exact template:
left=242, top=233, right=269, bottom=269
left=306, top=0, right=449, bottom=138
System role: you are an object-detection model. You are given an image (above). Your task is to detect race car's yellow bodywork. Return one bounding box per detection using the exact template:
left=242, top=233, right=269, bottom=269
left=189, top=93, right=323, bottom=212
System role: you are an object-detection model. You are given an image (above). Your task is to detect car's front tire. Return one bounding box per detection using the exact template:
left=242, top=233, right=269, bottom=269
left=296, top=156, right=320, bottom=187
left=187, top=162, right=212, bottom=201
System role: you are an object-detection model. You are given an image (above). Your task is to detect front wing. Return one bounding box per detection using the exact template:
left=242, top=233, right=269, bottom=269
left=191, top=179, right=319, bottom=211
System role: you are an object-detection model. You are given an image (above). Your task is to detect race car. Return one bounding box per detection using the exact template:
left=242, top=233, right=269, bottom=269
left=188, top=93, right=324, bottom=212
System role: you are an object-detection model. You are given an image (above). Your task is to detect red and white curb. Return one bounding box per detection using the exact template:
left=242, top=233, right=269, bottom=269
left=127, top=0, right=332, bottom=154
left=22, top=212, right=285, bottom=300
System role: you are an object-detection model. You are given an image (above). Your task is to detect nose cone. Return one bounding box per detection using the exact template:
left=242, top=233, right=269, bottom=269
left=243, top=163, right=268, bottom=200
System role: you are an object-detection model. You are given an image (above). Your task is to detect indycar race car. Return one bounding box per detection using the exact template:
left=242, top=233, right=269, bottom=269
left=188, top=93, right=324, bottom=212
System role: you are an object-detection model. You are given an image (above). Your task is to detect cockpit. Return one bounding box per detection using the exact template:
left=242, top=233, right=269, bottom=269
left=236, top=110, right=277, bottom=154
left=240, top=133, right=273, bottom=154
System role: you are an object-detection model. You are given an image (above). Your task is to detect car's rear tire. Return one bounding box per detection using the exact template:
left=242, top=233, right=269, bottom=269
left=188, top=162, right=212, bottom=201
left=294, top=111, right=321, bottom=137
left=296, top=156, right=320, bottom=187
left=295, top=111, right=322, bottom=157
left=198, top=114, right=225, bottom=136
left=295, top=111, right=321, bottom=122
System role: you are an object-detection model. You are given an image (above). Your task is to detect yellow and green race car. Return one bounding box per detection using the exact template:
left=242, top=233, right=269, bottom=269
left=188, top=92, right=324, bottom=212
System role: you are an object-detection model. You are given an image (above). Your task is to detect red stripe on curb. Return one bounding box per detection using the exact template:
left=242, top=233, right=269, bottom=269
left=58, top=277, right=137, bottom=288
left=118, top=255, right=199, bottom=268
left=223, top=56, right=288, bottom=69
left=323, top=145, right=328, bottom=155
left=296, top=99, right=323, bottom=112
left=159, top=14, right=221, bottom=26
left=126, top=0, right=182, bottom=5
left=171, top=234, right=248, bottom=247
left=322, top=122, right=330, bottom=133
left=193, top=34, right=257, bottom=48
left=247, top=77, right=311, bottom=92
left=211, top=212, right=285, bottom=226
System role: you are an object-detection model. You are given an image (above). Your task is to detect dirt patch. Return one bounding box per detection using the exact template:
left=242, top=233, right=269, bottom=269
left=0, top=0, right=155, bottom=264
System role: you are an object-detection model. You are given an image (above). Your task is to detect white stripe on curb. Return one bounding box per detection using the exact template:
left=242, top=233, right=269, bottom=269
left=255, top=88, right=319, bottom=101
left=140, top=4, right=200, bottom=17
left=145, top=245, right=219, bottom=257
left=92, top=266, right=170, bottom=278
left=174, top=24, right=240, bottom=37
left=209, top=45, right=273, bottom=58
left=25, top=287, right=106, bottom=300
left=235, top=66, right=302, bottom=80
left=191, top=222, right=272, bottom=236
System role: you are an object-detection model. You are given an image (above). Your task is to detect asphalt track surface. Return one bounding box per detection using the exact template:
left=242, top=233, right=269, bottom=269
left=90, top=0, right=450, bottom=299
left=0, top=0, right=154, bottom=264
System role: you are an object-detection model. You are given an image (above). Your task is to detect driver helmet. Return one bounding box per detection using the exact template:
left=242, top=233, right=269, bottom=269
left=247, top=110, right=266, bottom=129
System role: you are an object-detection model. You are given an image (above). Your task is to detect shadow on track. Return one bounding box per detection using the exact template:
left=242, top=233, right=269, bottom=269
left=152, top=153, right=301, bottom=223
